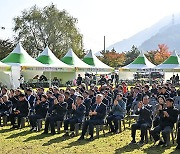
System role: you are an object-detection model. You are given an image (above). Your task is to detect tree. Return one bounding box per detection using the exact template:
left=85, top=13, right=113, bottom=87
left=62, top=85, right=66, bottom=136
left=154, top=44, right=171, bottom=65
left=99, top=48, right=126, bottom=67
left=124, top=45, right=140, bottom=66
left=145, top=44, right=171, bottom=65
left=13, top=4, right=83, bottom=58
left=145, top=50, right=158, bottom=65
left=0, top=39, right=15, bottom=60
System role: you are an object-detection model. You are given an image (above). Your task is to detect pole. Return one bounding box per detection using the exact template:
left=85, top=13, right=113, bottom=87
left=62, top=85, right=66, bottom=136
left=104, top=36, right=106, bottom=52
left=49, top=71, right=52, bottom=88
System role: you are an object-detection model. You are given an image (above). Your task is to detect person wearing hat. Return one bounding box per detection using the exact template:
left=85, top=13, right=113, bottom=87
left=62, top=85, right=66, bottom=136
left=150, top=98, right=179, bottom=147
left=9, top=93, right=29, bottom=129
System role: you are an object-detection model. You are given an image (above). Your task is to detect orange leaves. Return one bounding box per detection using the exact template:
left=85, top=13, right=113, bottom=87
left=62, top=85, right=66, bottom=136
left=154, top=44, right=171, bottom=65
left=100, top=50, right=126, bottom=67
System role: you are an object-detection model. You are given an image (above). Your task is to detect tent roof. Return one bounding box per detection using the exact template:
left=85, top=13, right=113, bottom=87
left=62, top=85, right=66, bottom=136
left=1, top=43, right=46, bottom=69
left=61, top=49, right=92, bottom=69
left=83, top=50, right=113, bottom=72
left=155, top=50, right=180, bottom=70
left=122, top=52, right=155, bottom=71
left=37, top=46, right=73, bottom=68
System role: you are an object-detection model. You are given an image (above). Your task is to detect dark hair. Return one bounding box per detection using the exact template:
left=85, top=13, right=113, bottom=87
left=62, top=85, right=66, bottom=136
left=77, top=95, right=84, bottom=100
left=18, top=93, right=25, bottom=97
left=157, top=95, right=166, bottom=103
left=70, top=89, right=75, bottom=92
left=117, top=93, right=123, bottom=97
left=177, top=89, right=180, bottom=96
left=64, top=91, right=70, bottom=95
left=166, top=98, right=174, bottom=103
left=47, top=91, right=53, bottom=95
left=41, top=94, right=47, bottom=100
left=144, top=85, right=149, bottom=89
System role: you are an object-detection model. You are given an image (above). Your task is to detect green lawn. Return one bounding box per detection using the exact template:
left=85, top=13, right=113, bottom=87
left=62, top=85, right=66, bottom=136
left=1, top=122, right=179, bottom=154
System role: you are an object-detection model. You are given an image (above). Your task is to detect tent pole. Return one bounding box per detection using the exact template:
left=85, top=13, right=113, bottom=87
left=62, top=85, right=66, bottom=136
left=49, top=71, right=52, bottom=88
left=96, top=71, right=98, bottom=86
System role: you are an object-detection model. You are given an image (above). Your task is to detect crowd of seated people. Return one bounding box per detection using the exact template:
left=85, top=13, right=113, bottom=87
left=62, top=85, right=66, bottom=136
left=0, top=82, right=180, bottom=150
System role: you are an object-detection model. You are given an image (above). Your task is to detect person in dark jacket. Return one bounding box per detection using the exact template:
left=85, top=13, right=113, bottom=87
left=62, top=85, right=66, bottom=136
left=63, top=95, right=86, bottom=137
left=130, top=95, right=152, bottom=145
left=176, top=113, right=180, bottom=150
left=76, top=74, right=83, bottom=86
left=26, top=88, right=35, bottom=114
left=82, top=91, right=91, bottom=116
left=150, top=98, right=179, bottom=147
left=43, top=94, right=67, bottom=135
left=29, top=94, right=49, bottom=131
left=64, top=91, right=74, bottom=117
left=0, top=95, right=12, bottom=126
left=9, top=93, right=29, bottom=129
left=107, top=93, right=126, bottom=133
left=131, top=87, right=143, bottom=113
left=78, top=94, right=107, bottom=141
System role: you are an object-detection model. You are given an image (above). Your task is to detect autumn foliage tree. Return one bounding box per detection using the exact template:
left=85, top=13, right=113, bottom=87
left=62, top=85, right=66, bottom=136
left=154, top=44, right=171, bottom=64
left=146, top=44, right=171, bottom=65
left=99, top=48, right=126, bottom=67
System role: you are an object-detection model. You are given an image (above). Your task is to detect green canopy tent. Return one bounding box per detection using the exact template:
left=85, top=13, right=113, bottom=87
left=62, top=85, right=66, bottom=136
left=61, top=49, right=93, bottom=71
left=119, top=52, right=156, bottom=82
left=61, top=49, right=95, bottom=84
left=83, top=50, right=113, bottom=72
left=121, top=52, right=155, bottom=72
left=155, top=50, right=180, bottom=71
left=37, top=46, right=74, bottom=86
left=155, top=50, right=180, bottom=81
left=2, top=43, right=47, bottom=88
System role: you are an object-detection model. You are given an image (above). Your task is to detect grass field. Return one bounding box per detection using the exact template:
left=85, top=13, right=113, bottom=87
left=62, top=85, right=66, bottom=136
left=1, top=122, right=179, bottom=154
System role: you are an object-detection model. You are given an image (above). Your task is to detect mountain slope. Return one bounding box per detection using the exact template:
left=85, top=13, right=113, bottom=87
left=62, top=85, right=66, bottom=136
left=101, top=13, right=180, bottom=53
left=139, top=24, right=180, bottom=51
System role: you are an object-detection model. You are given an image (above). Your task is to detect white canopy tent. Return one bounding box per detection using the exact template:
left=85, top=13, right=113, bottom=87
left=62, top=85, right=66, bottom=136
left=2, top=43, right=47, bottom=88
left=61, top=49, right=94, bottom=83
left=119, top=52, right=156, bottom=80
left=83, top=50, right=113, bottom=73
left=36, top=46, right=74, bottom=85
